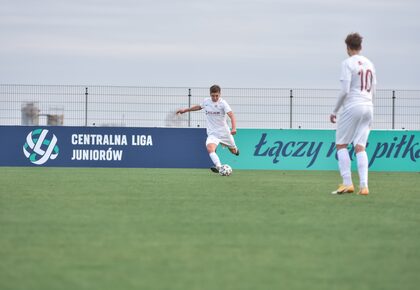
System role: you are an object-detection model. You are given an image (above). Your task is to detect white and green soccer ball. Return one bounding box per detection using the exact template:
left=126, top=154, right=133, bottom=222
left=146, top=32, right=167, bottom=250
left=219, top=164, right=233, bottom=176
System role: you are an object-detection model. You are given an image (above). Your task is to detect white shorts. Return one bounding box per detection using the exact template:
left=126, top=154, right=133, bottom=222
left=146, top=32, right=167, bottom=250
left=206, top=134, right=237, bottom=149
left=336, top=105, right=373, bottom=147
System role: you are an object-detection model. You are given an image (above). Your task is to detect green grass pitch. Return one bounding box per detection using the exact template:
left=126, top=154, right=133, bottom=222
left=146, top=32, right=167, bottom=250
left=1, top=167, right=420, bottom=290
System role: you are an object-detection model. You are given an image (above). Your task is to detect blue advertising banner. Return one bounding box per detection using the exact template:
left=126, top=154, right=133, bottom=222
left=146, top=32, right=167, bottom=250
left=1, top=126, right=419, bottom=171
left=0, top=126, right=211, bottom=168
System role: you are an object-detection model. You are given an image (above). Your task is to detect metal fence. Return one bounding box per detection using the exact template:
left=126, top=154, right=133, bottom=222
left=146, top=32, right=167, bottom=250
left=0, top=84, right=419, bottom=130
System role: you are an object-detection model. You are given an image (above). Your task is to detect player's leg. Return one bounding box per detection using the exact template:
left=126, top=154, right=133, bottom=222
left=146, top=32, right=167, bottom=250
left=332, top=110, right=355, bottom=194
left=220, top=134, right=239, bottom=156
left=206, top=136, right=222, bottom=173
left=332, top=143, right=355, bottom=194
left=355, top=144, right=369, bottom=195
left=228, top=146, right=239, bottom=156
left=353, top=106, right=373, bottom=195
left=229, top=148, right=239, bottom=155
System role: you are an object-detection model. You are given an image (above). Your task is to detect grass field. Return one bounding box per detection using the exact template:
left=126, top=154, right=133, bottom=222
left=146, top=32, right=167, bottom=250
left=1, top=167, right=420, bottom=290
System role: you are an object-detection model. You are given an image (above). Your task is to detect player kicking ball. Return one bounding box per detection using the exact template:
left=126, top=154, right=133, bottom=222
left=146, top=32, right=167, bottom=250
left=176, top=85, right=239, bottom=173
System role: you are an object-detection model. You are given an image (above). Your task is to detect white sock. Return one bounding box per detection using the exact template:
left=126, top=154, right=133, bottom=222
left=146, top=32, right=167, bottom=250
left=337, top=148, right=352, bottom=186
left=356, top=151, right=369, bottom=188
left=209, top=152, right=221, bottom=168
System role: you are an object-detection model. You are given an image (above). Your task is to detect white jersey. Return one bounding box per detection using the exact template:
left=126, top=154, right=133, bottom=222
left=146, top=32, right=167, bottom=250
left=200, top=97, right=232, bottom=137
left=340, top=55, right=377, bottom=108
left=336, top=55, right=376, bottom=146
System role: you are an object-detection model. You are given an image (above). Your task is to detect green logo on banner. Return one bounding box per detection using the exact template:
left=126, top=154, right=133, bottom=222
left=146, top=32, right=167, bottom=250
left=23, top=129, right=59, bottom=165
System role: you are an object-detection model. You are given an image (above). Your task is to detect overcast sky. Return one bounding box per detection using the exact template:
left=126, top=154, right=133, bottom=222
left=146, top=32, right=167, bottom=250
left=1, top=0, right=419, bottom=89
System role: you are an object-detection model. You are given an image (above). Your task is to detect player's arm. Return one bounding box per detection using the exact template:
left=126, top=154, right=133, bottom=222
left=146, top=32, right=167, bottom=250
left=176, top=105, right=202, bottom=114
left=330, top=80, right=350, bottom=123
left=227, top=111, right=237, bottom=135
left=371, top=70, right=377, bottom=102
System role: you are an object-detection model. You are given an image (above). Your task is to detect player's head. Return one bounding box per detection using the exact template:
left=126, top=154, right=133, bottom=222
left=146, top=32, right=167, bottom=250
left=210, top=85, right=221, bottom=102
left=345, top=33, right=363, bottom=55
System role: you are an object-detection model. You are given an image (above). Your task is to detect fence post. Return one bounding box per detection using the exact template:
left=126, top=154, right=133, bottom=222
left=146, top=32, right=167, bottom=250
left=289, top=89, right=293, bottom=129
left=188, top=88, right=191, bottom=127
left=85, top=87, right=88, bottom=127
left=392, top=90, right=395, bottom=129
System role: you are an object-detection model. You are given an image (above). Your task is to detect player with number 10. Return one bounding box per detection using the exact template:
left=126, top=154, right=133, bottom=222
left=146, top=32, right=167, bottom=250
left=330, top=33, right=377, bottom=195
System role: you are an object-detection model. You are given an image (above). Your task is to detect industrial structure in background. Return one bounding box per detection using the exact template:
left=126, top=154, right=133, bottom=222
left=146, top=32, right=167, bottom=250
left=21, top=102, right=64, bottom=126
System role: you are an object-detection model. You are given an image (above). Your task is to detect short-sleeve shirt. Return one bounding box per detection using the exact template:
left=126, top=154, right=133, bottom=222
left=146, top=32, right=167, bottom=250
left=340, top=55, right=377, bottom=108
left=200, top=98, right=232, bottom=137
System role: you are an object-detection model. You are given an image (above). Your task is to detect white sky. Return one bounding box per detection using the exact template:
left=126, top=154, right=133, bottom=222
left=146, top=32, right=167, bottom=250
left=1, top=0, right=419, bottom=88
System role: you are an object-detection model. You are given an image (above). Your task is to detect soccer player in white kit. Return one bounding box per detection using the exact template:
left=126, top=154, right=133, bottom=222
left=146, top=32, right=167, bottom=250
left=330, top=33, right=376, bottom=195
left=176, top=85, right=239, bottom=173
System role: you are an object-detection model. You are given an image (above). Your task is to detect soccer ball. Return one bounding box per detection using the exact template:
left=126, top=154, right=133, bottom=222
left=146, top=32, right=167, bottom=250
left=219, top=164, right=233, bottom=176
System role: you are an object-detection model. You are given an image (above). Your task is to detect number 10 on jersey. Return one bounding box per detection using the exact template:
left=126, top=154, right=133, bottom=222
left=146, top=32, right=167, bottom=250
left=358, top=69, right=373, bottom=92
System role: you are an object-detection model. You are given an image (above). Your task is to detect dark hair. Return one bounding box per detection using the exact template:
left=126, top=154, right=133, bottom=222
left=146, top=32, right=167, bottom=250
left=345, top=33, right=363, bottom=50
left=210, top=85, right=221, bottom=94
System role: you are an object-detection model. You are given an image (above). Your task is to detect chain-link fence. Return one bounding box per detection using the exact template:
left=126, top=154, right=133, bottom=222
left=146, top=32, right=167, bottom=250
left=1, top=84, right=419, bottom=130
